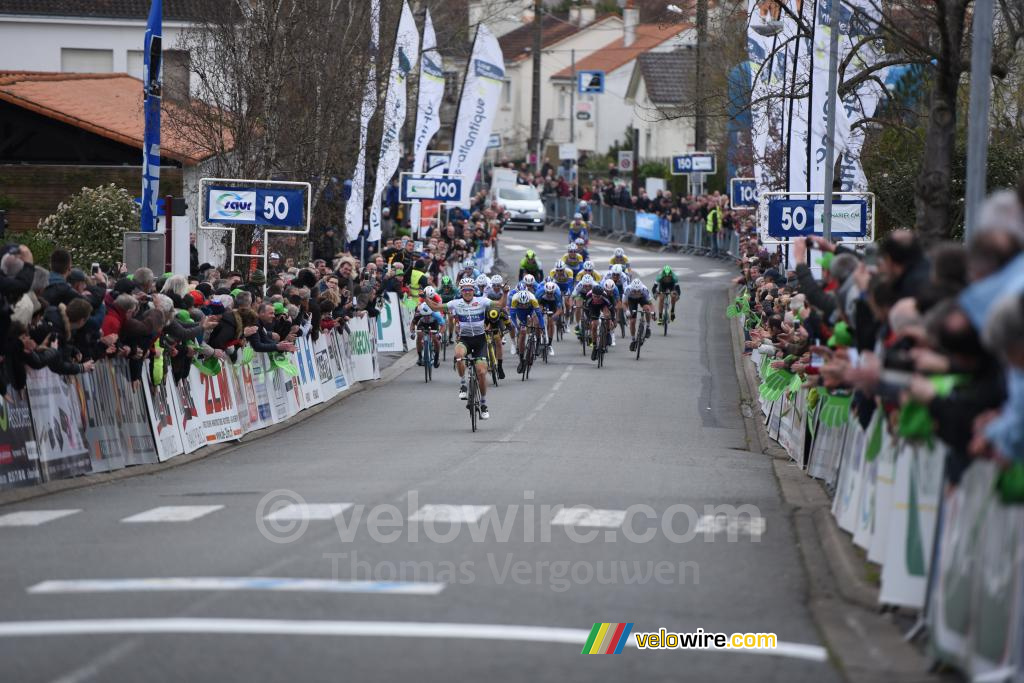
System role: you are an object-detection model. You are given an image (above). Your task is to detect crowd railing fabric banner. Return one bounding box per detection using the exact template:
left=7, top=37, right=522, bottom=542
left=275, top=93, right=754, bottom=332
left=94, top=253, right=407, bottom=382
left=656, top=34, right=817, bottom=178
left=2, top=326, right=379, bottom=491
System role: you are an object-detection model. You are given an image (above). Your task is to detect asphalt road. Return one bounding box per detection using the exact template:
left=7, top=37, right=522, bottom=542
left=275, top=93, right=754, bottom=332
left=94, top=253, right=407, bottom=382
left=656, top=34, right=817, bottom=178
left=0, top=228, right=840, bottom=682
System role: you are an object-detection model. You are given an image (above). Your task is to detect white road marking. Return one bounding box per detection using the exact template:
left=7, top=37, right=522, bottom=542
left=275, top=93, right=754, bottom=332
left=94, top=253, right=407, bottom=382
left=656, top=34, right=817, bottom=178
left=409, top=504, right=491, bottom=524
left=699, top=270, right=730, bottom=278
left=28, top=578, right=445, bottom=596
left=0, top=619, right=830, bottom=661
left=550, top=507, right=627, bottom=528
left=0, top=510, right=80, bottom=527
left=120, top=505, right=224, bottom=523
left=694, top=515, right=766, bottom=539
left=264, top=503, right=353, bottom=521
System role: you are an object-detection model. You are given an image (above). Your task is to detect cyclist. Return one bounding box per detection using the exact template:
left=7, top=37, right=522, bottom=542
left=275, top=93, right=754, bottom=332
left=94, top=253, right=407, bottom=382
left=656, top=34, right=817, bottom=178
left=421, top=285, right=442, bottom=305
left=437, top=277, right=460, bottom=342
left=584, top=278, right=615, bottom=360
left=577, top=199, right=591, bottom=223
left=609, top=247, right=631, bottom=273
left=549, top=260, right=575, bottom=311
left=652, top=265, right=681, bottom=322
left=562, top=243, right=585, bottom=275
left=509, top=289, right=545, bottom=374
left=573, top=237, right=590, bottom=262
left=484, top=308, right=508, bottom=379
left=457, top=259, right=479, bottom=282
left=605, top=264, right=630, bottom=294
left=571, top=273, right=598, bottom=336
left=474, top=274, right=490, bottom=296
left=518, top=249, right=544, bottom=281
left=537, top=280, right=563, bottom=355
left=575, top=260, right=602, bottom=284
left=487, top=274, right=517, bottom=355
left=519, top=273, right=542, bottom=296
left=410, top=302, right=445, bottom=368
left=624, top=278, right=654, bottom=351
left=423, top=277, right=506, bottom=419
left=600, top=278, right=620, bottom=347
left=567, top=213, right=589, bottom=246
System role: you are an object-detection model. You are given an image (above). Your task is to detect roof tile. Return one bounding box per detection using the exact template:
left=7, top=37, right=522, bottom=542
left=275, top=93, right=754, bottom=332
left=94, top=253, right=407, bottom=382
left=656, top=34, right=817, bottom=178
left=636, top=50, right=696, bottom=106
left=551, top=22, right=688, bottom=79
left=0, top=0, right=210, bottom=21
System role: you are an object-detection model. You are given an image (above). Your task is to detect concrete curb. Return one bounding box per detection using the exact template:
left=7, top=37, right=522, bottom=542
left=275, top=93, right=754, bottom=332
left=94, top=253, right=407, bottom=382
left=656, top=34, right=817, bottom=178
left=0, top=349, right=419, bottom=508
left=727, top=298, right=939, bottom=682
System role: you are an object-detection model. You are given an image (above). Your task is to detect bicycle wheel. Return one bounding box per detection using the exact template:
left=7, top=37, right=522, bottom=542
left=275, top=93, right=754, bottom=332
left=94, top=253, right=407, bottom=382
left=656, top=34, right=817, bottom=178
left=618, top=311, right=626, bottom=338
left=468, top=375, right=478, bottom=432
left=635, top=320, right=644, bottom=360
left=662, top=301, right=670, bottom=336
left=423, top=339, right=432, bottom=383
left=488, top=338, right=499, bottom=387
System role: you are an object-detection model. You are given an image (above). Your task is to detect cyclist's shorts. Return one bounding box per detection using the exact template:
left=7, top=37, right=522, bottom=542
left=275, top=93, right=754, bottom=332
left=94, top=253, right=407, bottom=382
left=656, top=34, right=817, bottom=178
left=417, top=322, right=442, bottom=332
left=456, top=334, right=487, bottom=361
left=626, top=296, right=652, bottom=312
left=509, top=308, right=534, bottom=326
left=586, top=301, right=609, bottom=319
left=556, top=280, right=573, bottom=296
left=538, top=298, right=559, bottom=314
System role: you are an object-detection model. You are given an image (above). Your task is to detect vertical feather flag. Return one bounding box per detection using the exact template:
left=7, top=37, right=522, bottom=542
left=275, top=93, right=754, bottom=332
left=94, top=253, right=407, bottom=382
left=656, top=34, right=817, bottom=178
left=408, top=9, right=445, bottom=236
left=346, top=0, right=381, bottom=243
left=140, top=0, right=162, bottom=233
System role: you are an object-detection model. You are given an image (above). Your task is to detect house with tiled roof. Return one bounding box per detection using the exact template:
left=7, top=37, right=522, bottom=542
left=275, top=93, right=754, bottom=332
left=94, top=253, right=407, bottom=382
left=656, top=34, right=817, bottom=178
left=548, top=7, right=692, bottom=155
left=0, top=71, right=225, bottom=233
left=492, top=7, right=623, bottom=160
left=0, top=1, right=204, bottom=81
left=624, top=50, right=699, bottom=163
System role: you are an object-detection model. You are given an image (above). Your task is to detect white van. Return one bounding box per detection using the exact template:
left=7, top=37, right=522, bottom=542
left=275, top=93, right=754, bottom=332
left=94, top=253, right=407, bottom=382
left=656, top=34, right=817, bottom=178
left=490, top=183, right=546, bottom=231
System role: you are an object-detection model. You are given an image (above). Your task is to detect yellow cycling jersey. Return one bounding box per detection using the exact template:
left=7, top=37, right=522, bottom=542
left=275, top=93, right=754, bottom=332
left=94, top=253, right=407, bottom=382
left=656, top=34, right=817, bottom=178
left=609, top=255, right=630, bottom=267
left=510, top=293, right=540, bottom=310
left=549, top=268, right=574, bottom=284
left=575, top=269, right=602, bottom=284
left=562, top=253, right=584, bottom=268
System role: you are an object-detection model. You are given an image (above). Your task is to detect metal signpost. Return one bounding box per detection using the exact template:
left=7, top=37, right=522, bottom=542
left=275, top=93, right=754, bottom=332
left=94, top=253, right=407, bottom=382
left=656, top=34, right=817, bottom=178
left=199, top=178, right=311, bottom=283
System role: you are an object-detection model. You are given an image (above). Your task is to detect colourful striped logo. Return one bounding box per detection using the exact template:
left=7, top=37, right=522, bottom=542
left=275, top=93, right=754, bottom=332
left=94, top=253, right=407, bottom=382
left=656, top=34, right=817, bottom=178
left=582, top=622, right=633, bottom=654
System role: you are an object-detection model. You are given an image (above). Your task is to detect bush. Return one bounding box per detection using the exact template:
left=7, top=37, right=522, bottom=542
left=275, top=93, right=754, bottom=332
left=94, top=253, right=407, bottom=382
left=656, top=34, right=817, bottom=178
left=17, top=230, right=55, bottom=270
left=37, top=184, right=139, bottom=267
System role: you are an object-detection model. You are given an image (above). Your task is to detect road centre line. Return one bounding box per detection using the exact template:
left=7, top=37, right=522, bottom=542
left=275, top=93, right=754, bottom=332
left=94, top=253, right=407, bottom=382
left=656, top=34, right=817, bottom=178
left=27, top=578, right=445, bottom=596
left=0, top=619, right=829, bottom=661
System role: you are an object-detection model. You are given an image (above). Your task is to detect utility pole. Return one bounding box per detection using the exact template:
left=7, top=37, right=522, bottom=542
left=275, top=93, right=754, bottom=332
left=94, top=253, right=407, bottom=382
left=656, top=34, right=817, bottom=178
left=964, top=0, right=994, bottom=241
left=694, top=0, right=707, bottom=152
left=820, top=0, right=841, bottom=242
left=570, top=48, right=577, bottom=200
left=529, top=0, right=542, bottom=173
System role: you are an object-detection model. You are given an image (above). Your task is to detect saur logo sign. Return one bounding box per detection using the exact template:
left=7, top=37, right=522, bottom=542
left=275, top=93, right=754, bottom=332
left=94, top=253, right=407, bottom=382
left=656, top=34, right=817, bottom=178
left=212, top=191, right=256, bottom=221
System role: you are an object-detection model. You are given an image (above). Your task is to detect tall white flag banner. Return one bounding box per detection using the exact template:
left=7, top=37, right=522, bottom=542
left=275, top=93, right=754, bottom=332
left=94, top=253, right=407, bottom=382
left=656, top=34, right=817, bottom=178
left=747, top=0, right=788, bottom=196
left=408, top=9, right=445, bottom=234
left=787, top=0, right=815, bottom=193
left=369, top=1, right=420, bottom=241
left=345, top=0, right=381, bottom=242
left=449, top=24, right=504, bottom=208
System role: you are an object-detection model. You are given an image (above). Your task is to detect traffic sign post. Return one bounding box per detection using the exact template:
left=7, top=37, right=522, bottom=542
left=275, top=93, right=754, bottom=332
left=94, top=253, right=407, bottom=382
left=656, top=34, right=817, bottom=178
left=399, top=174, right=463, bottom=203
left=618, top=150, right=634, bottom=173
left=729, top=177, right=758, bottom=209
left=670, top=153, right=716, bottom=175
left=758, top=191, right=875, bottom=244
left=199, top=178, right=311, bottom=287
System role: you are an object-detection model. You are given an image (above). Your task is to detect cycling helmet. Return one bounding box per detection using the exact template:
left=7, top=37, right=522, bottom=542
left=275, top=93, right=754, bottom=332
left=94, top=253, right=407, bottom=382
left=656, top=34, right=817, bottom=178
left=575, top=238, right=586, bottom=246
left=514, top=291, right=532, bottom=305
left=573, top=212, right=583, bottom=220
left=417, top=303, right=431, bottom=316
left=603, top=279, right=616, bottom=291
left=441, top=275, right=452, bottom=285
left=516, top=281, right=528, bottom=292
left=567, top=244, right=577, bottom=253
left=543, top=275, right=554, bottom=283
left=579, top=200, right=588, bottom=207
left=487, top=309, right=500, bottom=320
left=611, top=264, right=624, bottom=275
left=523, top=274, right=536, bottom=286
left=490, top=274, right=504, bottom=286
left=525, top=249, right=536, bottom=259
left=581, top=275, right=595, bottom=286
left=544, top=281, right=557, bottom=293
left=628, top=279, right=645, bottom=292
left=554, top=260, right=566, bottom=270
left=423, top=286, right=436, bottom=298
left=582, top=261, right=594, bottom=271
left=475, top=274, right=489, bottom=287
left=661, top=265, right=674, bottom=276
left=458, top=277, right=476, bottom=289
left=463, top=258, right=476, bottom=269
left=614, top=247, right=625, bottom=258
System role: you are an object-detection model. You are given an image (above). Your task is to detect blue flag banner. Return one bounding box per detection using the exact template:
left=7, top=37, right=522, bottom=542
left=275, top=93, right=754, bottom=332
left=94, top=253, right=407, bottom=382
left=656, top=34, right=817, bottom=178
left=141, top=0, right=162, bottom=233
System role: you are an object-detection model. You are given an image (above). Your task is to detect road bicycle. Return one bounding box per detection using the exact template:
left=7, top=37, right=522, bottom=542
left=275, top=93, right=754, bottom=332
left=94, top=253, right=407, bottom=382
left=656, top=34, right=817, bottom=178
left=421, top=332, right=435, bottom=383
left=555, top=308, right=566, bottom=342
left=634, top=312, right=648, bottom=360
left=595, top=314, right=611, bottom=369
left=660, top=296, right=671, bottom=336
left=466, top=357, right=483, bottom=432
left=486, top=333, right=501, bottom=388
left=521, top=322, right=540, bottom=381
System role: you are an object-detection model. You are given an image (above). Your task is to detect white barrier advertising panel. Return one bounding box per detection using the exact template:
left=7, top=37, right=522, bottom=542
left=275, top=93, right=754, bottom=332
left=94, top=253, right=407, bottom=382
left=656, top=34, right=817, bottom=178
left=26, top=368, right=91, bottom=481
left=347, top=316, right=378, bottom=382
left=295, top=335, right=324, bottom=407
left=143, top=363, right=185, bottom=462
left=375, top=293, right=407, bottom=353
left=233, top=359, right=270, bottom=433
left=183, top=365, right=244, bottom=446
left=867, top=426, right=897, bottom=565
left=878, top=442, right=944, bottom=608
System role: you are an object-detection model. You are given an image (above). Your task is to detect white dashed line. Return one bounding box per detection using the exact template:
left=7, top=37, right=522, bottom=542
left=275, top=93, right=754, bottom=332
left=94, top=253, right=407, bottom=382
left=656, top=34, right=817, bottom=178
left=263, top=504, right=353, bottom=521
left=0, top=510, right=81, bottom=527
left=409, top=505, right=492, bottom=524
left=120, top=506, right=224, bottom=523
left=550, top=508, right=627, bottom=528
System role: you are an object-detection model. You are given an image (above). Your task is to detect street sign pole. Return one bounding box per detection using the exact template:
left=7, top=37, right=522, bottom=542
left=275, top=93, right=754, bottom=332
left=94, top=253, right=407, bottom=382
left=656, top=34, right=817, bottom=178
left=964, top=0, right=994, bottom=241
left=820, top=0, right=841, bottom=243
left=571, top=49, right=578, bottom=201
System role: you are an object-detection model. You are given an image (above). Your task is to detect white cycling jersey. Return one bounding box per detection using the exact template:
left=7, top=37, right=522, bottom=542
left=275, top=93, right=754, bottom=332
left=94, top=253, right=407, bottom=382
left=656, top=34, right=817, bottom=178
left=445, top=296, right=492, bottom=337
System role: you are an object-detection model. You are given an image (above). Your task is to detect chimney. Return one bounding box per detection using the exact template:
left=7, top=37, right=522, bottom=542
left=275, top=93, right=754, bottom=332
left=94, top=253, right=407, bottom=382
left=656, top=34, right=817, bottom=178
left=578, top=7, right=595, bottom=25
left=569, top=7, right=580, bottom=24
left=623, top=6, right=639, bottom=47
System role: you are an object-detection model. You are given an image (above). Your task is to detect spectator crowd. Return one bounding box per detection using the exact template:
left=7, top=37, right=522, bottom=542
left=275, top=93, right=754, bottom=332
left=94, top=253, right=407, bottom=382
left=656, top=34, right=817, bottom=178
left=736, top=185, right=1024, bottom=486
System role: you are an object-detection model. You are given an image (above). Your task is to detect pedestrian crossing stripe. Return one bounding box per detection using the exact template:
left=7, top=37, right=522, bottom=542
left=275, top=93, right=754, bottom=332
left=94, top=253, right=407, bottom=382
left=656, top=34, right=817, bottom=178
left=550, top=508, right=626, bottom=528
left=120, top=506, right=224, bottom=523
left=694, top=515, right=765, bottom=538
left=409, top=504, right=492, bottom=523
left=264, top=504, right=353, bottom=521
left=0, top=510, right=80, bottom=527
